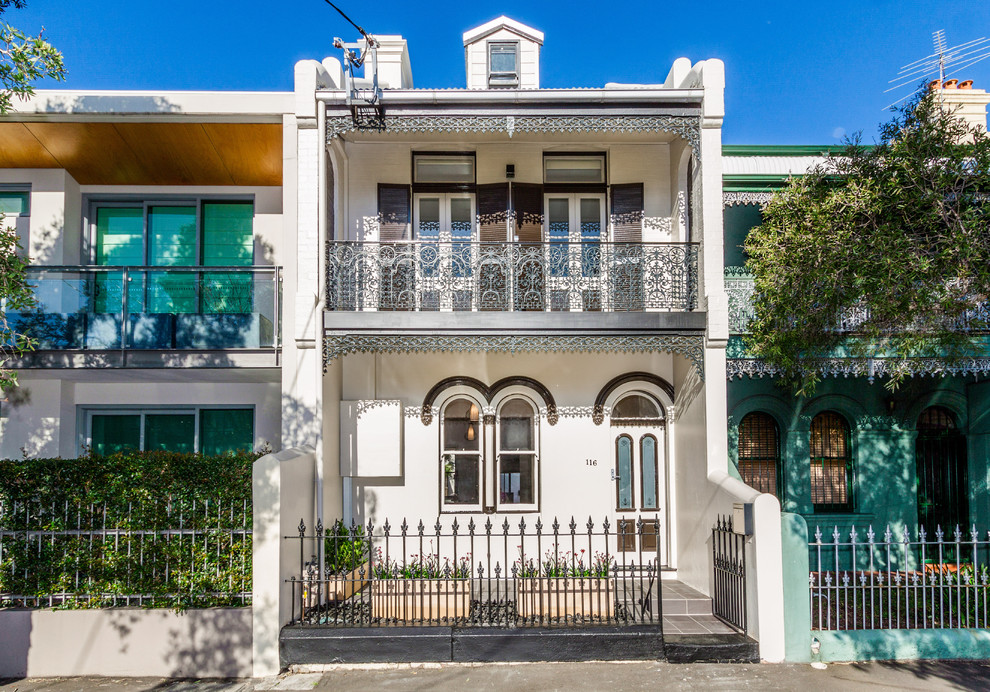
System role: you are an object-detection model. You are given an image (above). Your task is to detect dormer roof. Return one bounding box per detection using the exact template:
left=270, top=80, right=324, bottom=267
left=462, top=16, right=544, bottom=46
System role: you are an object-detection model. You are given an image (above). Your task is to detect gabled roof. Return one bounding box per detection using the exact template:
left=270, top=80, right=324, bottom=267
left=463, top=16, right=544, bottom=46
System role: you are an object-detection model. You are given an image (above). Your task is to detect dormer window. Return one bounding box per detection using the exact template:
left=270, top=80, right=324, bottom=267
left=488, top=42, right=519, bottom=88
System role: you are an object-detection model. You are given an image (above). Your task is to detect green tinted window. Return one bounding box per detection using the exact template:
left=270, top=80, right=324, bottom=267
left=148, top=206, right=197, bottom=266
left=91, top=414, right=140, bottom=455
left=96, top=207, right=144, bottom=265
left=0, top=190, right=29, bottom=215
left=723, top=204, right=763, bottom=268
left=145, top=414, right=195, bottom=453
left=200, top=408, right=253, bottom=455
left=202, top=202, right=253, bottom=266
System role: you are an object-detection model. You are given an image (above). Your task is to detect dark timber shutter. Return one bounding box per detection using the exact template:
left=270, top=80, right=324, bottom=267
left=477, top=183, right=509, bottom=242
left=378, top=184, right=411, bottom=241
left=611, top=183, right=644, bottom=243
left=512, top=183, right=544, bottom=243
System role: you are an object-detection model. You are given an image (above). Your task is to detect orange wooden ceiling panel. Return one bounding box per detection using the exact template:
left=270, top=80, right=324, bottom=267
left=112, top=122, right=235, bottom=186
left=201, top=123, right=282, bottom=186
left=0, top=121, right=282, bottom=186
left=23, top=122, right=147, bottom=185
left=0, top=122, right=60, bottom=167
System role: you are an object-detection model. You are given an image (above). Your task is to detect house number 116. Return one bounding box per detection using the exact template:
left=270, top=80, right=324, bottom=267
left=585, top=459, right=597, bottom=466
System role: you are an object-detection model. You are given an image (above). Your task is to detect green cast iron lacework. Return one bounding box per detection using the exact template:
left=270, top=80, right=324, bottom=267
left=0, top=450, right=260, bottom=609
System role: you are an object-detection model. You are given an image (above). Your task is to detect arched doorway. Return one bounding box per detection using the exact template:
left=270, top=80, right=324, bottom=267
left=916, top=406, right=969, bottom=535
left=611, top=393, right=665, bottom=559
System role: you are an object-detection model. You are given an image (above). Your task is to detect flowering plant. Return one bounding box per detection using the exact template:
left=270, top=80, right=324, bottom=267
left=514, top=548, right=615, bottom=578
left=373, top=545, right=472, bottom=580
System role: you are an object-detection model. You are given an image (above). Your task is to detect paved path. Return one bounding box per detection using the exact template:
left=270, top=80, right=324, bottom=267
left=4, top=660, right=990, bottom=691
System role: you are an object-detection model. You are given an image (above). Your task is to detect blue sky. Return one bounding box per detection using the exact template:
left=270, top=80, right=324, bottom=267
left=10, top=1, right=990, bottom=144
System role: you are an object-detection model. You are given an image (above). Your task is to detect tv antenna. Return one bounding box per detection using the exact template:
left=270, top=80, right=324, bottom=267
left=324, top=0, right=385, bottom=129
left=884, top=30, right=990, bottom=109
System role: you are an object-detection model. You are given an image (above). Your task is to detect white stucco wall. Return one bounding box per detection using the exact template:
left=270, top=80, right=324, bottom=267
left=0, top=373, right=281, bottom=459
left=0, top=608, right=252, bottom=678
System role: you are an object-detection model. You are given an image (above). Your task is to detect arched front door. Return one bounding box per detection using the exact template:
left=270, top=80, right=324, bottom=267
left=916, top=406, right=969, bottom=535
left=611, top=393, right=665, bottom=561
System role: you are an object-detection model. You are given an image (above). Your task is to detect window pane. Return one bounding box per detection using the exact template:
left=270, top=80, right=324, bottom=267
left=0, top=191, right=29, bottom=215
left=738, top=412, right=780, bottom=497
left=499, top=399, right=534, bottom=450
left=202, top=202, right=253, bottom=267
left=544, top=156, right=605, bottom=184
left=91, top=414, right=140, bottom=455
left=611, top=394, right=661, bottom=421
left=414, top=156, right=474, bottom=184
left=617, top=435, right=634, bottom=509
left=490, top=44, right=516, bottom=73
left=147, top=270, right=197, bottom=313
left=145, top=414, right=195, bottom=453
left=200, top=408, right=253, bottom=455
left=548, top=198, right=569, bottom=277
left=500, top=453, right=534, bottom=504
left=417, top=198, right=441, bottom=240
left=148, top=206, right=197, bottom=266
left=445, top=454, right=480, bottom=504
left=450, top=198, right=472, bottom=239
left=641, top=436, right=658, bottom=509
left=443, top=398, right=480, bottom=451
left=96, top=207, right=144, bottom=265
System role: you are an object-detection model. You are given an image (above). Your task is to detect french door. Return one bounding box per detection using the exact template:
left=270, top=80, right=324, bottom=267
left=613, top=427, right=665, bottom=556
left=413, top=193, right=475, bottom=310
left=543, top=193, right=606, bottom=311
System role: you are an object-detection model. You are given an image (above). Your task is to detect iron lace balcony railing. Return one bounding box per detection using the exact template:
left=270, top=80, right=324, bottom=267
left=12, top=265, right=281, bottom=351
left=326, top=241, right=700, bottom=313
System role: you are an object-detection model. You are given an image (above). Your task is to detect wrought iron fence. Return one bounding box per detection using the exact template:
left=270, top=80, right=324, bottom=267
left=712, top=515, right=747, bottom=632
left=326, top=241, right=699, bottom=313
left=810, top=524, right=990, bottom=630
left=0, top=498, right=252, bottom=608
left=287, top=515, right=663, bottom=628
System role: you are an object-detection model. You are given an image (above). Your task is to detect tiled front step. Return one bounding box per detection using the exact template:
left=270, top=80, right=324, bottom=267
left=664, top=633, right=760, bottom=663
left=661, top=580, right=714, bottom=616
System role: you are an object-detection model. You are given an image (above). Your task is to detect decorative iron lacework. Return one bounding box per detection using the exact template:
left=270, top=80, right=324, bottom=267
left=724, top=267, right=755, bottom=334
left=726, top=357, right=990, bottom=383
left=326, top=114, right=702, bottom=151
left=722, top=191, right=773, bottom=207
left=324, top=334, right=705, bottom=379
left=325, top=241, right=700, bottom=313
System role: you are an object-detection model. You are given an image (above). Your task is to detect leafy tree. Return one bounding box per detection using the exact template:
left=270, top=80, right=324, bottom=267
left=744, top=89, right=990, bottom=393
left=0, top=0, right=64, bottom=390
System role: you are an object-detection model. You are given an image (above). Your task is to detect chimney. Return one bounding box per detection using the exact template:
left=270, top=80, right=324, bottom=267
left=932, top=79, right=990, bottom=138
left=360, top=36, right=413, bottom=89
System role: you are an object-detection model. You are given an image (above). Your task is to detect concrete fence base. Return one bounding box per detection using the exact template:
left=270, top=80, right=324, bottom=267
left=0, top=607, right=252, bottom=678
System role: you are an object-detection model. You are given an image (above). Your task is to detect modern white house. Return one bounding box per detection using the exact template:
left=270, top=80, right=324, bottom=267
left=1, top=16, right=787, bottom=672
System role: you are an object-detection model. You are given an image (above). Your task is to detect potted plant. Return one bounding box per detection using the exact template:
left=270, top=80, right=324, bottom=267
left=371, top=546, right=472, bottom=622
left=325, top=520, right=371, bottom=602
left=514, top=549, right=616, bottom=621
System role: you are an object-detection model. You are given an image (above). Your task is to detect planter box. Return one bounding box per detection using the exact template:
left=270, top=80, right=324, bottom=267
left=327, top=562, right=370, bottom=602
left=516, top=578, right=615, bottom=620
left=371, top=579, right=470, bottom=622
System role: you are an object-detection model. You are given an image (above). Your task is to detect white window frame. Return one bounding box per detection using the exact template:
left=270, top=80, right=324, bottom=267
left=487, top=41, right=520, bottom=88
left=413, top=192, right=476, bottom=311
left=439, top=394, right=485, bottom=513
left=542, top=193, right=607, bottom=311
left=494, top=395, right=540, bottom=513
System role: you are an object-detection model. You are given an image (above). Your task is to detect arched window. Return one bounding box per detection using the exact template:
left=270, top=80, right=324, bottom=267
left=440, top=397, right=482, bottom=510
left=497, top=397, right=538, bottom=508
left=610, top=394, right=664, bottom=426
left=737, top=412, right=782, bottom=499
left=810, top=411, right=853, bottom=512
left=916, top=406, right=968, bottom=535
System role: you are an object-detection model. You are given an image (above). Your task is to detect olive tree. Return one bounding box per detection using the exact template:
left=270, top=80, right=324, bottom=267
left=0, top=0, right=63, bottom=389
left=744, top=90, right=990, bottom=393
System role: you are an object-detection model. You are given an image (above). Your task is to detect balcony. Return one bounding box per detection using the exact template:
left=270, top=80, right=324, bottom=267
left=8, top=266, right=280, bottom=366
left=325, top=241, right=699, bottom=313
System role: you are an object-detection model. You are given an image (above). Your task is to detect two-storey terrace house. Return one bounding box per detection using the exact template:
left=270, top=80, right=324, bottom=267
left=0, top=90, right=293, bottom=460
left=282, top=17, right=783, bottom=657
